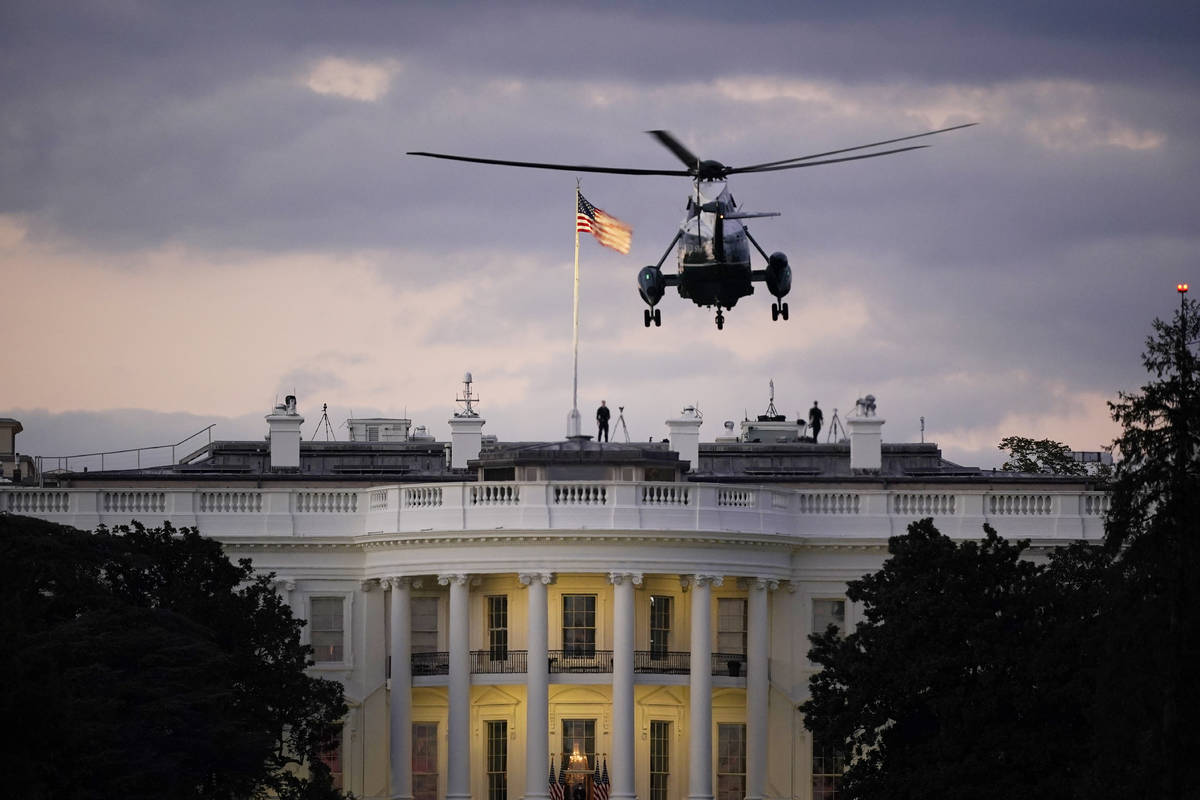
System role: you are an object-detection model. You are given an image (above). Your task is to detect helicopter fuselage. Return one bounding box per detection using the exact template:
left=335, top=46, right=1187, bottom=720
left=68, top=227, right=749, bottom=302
left=675, top=181, right=755, bottom=309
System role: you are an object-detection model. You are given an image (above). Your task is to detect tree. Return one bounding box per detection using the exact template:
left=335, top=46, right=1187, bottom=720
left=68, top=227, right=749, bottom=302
left=800, top=519, right=1100, bottom=800
left=996, top=435, right=1086, bottom=475
left=1091, top=295, right=1200, bottom=799
left=0, top=516, right=350, bottom=800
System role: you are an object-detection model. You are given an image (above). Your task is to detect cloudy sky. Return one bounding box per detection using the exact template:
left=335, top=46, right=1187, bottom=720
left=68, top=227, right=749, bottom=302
left=3, top=1, right=1196, bottom=469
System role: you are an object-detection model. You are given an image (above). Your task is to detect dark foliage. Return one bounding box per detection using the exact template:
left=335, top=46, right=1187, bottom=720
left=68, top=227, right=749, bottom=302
left=803, top=298, right=1200, bottom=799
left=0, top=516, right=349, bottom=800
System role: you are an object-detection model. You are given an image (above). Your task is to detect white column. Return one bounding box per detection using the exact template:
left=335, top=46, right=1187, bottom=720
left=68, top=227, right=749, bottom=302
left=521, top=572, right=554, bottom=800
left=609, top=571, right=642, bottom=800
left=386, top=577, right=414, bottom=800
left=440, top=573, right=472, bottom=800
left=689, top=574, right=722, bottom=800
left=745, top=579, right=776, bottom=800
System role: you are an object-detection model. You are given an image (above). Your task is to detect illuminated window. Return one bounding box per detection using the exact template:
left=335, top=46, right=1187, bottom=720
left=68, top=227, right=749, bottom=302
left=716, top=723, right=746, bottom=800
left=487, top=720, right=508, bottom=800
left=310, top=597, right=344, bottom=663
left=413, top=722, right=438, bottom=800
left=560, top=718, right=596, bottom=775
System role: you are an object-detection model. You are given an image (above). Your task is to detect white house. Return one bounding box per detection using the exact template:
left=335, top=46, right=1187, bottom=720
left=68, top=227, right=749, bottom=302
left=0, top=392, right=1108, bottom=800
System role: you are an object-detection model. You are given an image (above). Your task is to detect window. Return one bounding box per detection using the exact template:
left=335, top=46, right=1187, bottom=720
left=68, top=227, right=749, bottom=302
left=716, top=723, right=746, bottom=800
left=717, top=598, right=747, bottom=655
left=562, top=595, right=596, bottom=657
left=487, top=720, right=508, bottom=800
left=561, top=718, right=596, bottom=774
left=488, top=595, right=509, bottom=660
left=367, top=425, right=380, bottom=442
left=413, top=723, right=438, bottom=800
left=650, top=595, right=672, bottom=658
left=649, top=720, right=671, bottom=800
left=812, top=738, right=846, bottom=800
left=317, top=732, right=343, bottom=790
left=310, top=597, right=344, bottom=663
left=412, top=597, right=439, bottom=653
left=813, top=599, right=846, bottom=638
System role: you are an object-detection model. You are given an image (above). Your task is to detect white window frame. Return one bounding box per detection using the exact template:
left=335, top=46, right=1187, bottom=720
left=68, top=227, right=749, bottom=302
left=305, top=591, right=354, bottom=669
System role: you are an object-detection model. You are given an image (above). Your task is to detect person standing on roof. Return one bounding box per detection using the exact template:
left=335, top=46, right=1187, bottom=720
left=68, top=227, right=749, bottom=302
left=809, top=401, right=824, bottom=442
left=596, top=400, right=611, bottom=442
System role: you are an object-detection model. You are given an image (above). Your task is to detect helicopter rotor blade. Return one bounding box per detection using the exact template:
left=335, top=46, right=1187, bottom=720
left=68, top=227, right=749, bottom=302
left=730, top=145, right=931, bottom=175
left=733, top=122, right=977, bottom=172
left=647, top=130, right=701, bottom=172
left=406, top=151, right=689, bottom=177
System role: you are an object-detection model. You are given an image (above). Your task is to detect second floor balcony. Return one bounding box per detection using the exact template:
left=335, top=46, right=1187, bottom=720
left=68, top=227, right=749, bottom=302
left=408, top=650, right=747, bottom=677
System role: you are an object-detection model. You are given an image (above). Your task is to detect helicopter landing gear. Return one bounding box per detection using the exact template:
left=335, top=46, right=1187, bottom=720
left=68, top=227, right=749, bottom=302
left=715, top=308, right=725, bottom=330
left=771, top=301, right=789, bottom=321
left=644, top=308, right=661, bottom=327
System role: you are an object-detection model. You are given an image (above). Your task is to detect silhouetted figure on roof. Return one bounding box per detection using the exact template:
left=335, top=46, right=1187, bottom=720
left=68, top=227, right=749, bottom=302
left=596, top=400, right=610, bottom=442
left=809, top=401, right=824, bottom=442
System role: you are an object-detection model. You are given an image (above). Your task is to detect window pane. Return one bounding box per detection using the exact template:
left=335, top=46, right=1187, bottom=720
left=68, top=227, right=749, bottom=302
left=317, top=732, right=343, bottom=790
left=716, top=598, right=746, bottom=655
left=813, top=599, right=846, bottom=639
left=716, top=724, right=745, bottom=800
left=560, top=719, right=596, bottom=775
left=488, top=596, right=509, bottom=660
left=412, top=597, right=439, bottom=653
left=487, top=720, right=508, bottom=800
left=650, top=596, right=672, bottom=658
left=812, top=737, right=846, bottom=800
left=562, top=595, right=596, bottom=657
left=649, top=720, right=670, bottom=800
left=413, top=723, right=438, bottom=800
left=310, top=597, right=344, bottom=662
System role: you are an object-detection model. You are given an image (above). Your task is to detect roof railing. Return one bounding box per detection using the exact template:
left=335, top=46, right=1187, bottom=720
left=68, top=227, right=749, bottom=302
left=36, top=424, right=215, bottom=485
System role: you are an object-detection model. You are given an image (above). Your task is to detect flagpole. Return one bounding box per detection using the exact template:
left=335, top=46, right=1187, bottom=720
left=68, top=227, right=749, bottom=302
left=567, top=179, right=583, bottom=438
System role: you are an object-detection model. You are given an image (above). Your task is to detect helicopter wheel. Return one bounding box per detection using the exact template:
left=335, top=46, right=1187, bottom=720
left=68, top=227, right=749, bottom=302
left=781, top=302, right=789, bottom=320
left=643, top=309, right=652, bottom=328
left=715, top=309, right=725, bottom=330
left=653, top=308, right=661, bottom=327
left=771, top=303, right=779, bottom=321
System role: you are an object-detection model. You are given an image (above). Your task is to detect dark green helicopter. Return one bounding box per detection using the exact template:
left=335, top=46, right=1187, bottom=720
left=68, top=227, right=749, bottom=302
left=409, top=124, right=973, bottom=330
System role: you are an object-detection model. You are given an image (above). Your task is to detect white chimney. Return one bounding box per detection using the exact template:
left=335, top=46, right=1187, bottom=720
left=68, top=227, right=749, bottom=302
left=847, top=394, right=883, bottom=473
left=665, top=406, right=703, bottom=472
left=265, top=395, right=304, bottom=469
left=448, top=372, right=485, bottom=469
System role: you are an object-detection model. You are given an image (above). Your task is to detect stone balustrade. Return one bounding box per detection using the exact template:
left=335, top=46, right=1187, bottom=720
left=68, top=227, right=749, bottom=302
left=0, top=481, right=1109, bottom=541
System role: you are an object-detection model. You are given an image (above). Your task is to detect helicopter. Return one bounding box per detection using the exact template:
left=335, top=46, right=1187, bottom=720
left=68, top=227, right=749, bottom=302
left=408, top=123, right=974, bottom=329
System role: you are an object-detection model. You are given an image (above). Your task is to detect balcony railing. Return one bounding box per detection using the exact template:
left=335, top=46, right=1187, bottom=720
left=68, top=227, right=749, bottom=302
left=412, top=651, right=449, bottom=675
left=1, top=482, right=1111, bottom=543
left=471, top=649, right=528, bottom=673
left=407, top=649, right=748, bottom=677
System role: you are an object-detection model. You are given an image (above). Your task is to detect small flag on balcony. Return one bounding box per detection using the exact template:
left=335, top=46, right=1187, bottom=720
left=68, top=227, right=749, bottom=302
left=597, top=758, right=611, bottom=800
left=593, top=759, right=601, bottom=789
left=557, top=763, right=568, bottom=800
left=549, top=761, right=562, bottom=800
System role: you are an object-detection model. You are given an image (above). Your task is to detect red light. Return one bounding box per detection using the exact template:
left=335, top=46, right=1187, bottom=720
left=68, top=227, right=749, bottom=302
left=1179, top=283, right=1190, bottom=293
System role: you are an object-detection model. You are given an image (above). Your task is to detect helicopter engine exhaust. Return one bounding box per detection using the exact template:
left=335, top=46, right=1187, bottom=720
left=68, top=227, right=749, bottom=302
left=638, top=265, right=666, bottom=306
left=765, top=252, right=792, bottom=298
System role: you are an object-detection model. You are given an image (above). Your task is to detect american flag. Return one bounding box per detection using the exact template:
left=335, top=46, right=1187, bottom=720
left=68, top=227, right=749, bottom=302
left=549, top=761, right=563, bottom=800
left=596, top=758, right=610, bottom=800
left=577, top=192, right=633, bottom=255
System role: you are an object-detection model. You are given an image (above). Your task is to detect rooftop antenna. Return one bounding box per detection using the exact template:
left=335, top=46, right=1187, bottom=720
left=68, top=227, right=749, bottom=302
left=765, top=379, right=778, bottom=418
left=616, top=405, right=630, bottom=443
left=455, top=372, right=479, bottom=418
left=920, top=415, right=925, bottom=443
left=826, top=407, right=847, bottom=443
left=311, top=403, right=336, bottom=440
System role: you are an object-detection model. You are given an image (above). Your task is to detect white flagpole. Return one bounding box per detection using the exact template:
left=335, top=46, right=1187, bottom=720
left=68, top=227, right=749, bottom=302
left=567, top=180, right=583, bottom=438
